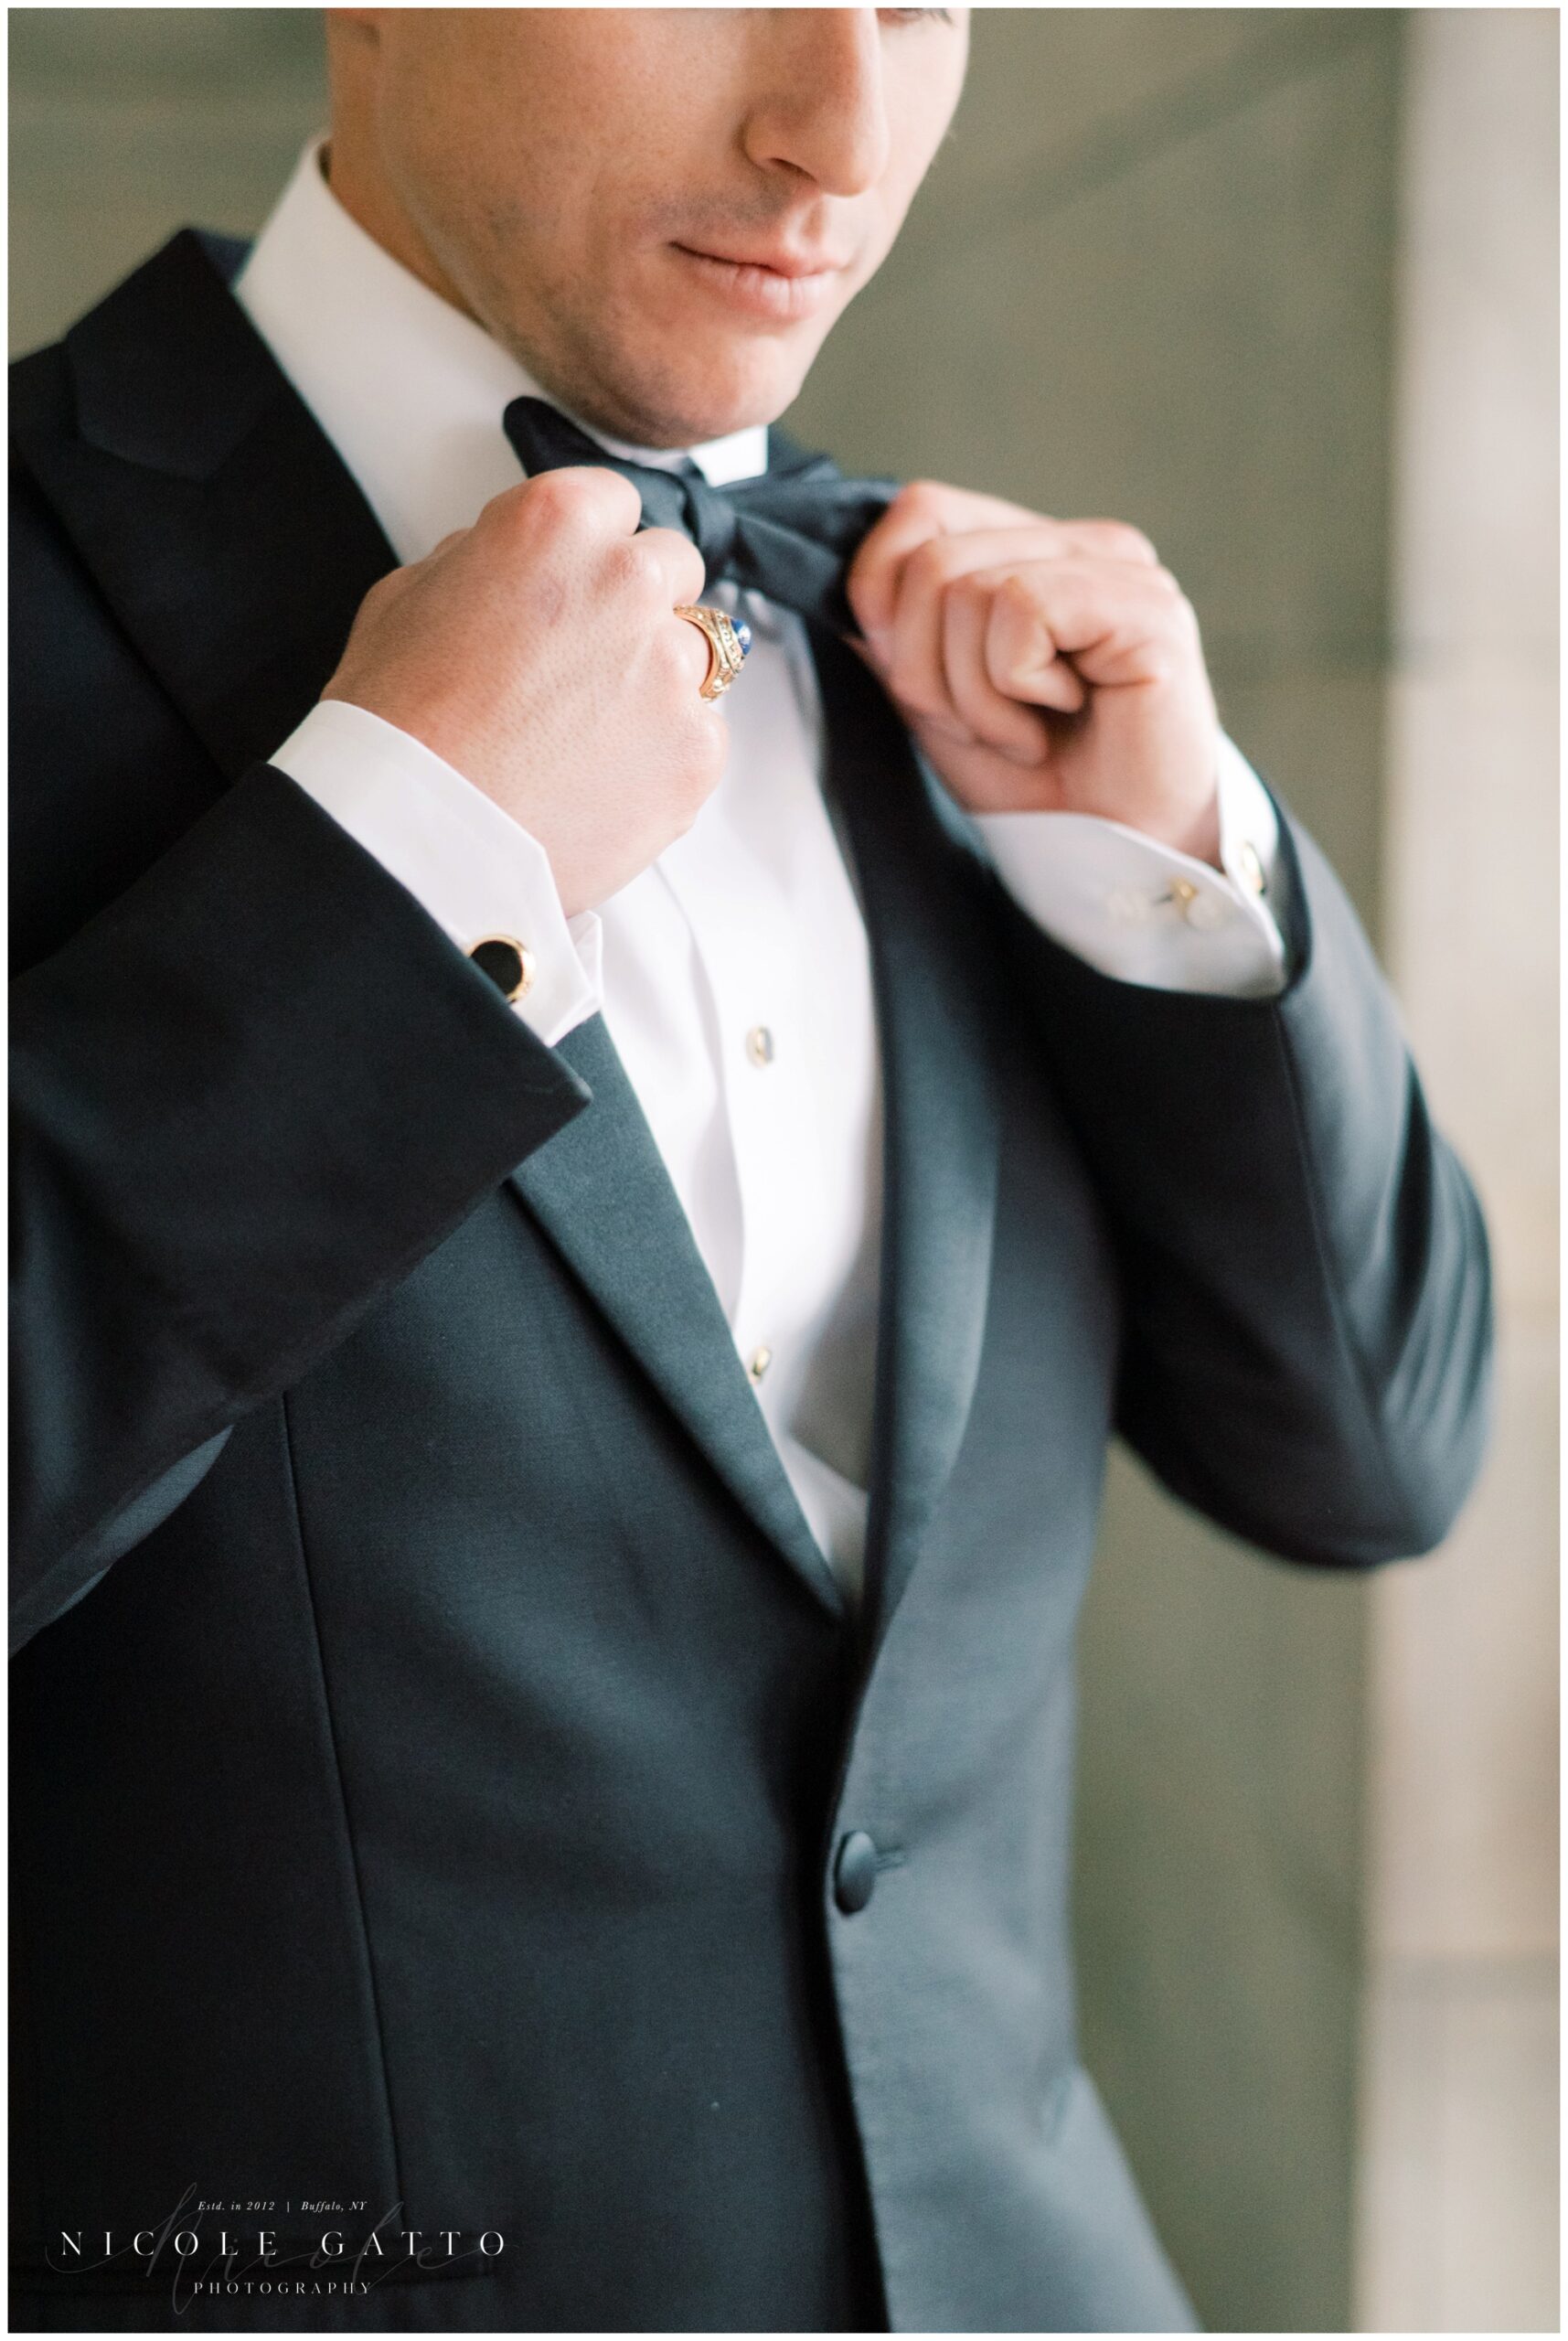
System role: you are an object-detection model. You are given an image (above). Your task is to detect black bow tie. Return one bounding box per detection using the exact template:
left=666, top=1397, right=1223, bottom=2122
left=503, top=395, right=899, bottom=636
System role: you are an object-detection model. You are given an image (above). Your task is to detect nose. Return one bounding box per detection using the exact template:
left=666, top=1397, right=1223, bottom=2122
left=741, top=9, right=891, bottom=198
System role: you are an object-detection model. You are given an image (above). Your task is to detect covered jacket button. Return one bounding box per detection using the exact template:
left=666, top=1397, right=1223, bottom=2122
left=833, top=1830, right=879, bottom=1915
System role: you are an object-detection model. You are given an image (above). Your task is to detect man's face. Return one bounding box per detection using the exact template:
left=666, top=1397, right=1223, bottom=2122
left=330, top=7, right=969, bottom=446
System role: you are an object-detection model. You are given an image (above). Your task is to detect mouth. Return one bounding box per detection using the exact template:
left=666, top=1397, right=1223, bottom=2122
left=669, top=241, right=848, bottom=323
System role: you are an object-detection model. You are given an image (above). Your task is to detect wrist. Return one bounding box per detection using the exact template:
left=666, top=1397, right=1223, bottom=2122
left=1165, top=783, right=1223, bottom=870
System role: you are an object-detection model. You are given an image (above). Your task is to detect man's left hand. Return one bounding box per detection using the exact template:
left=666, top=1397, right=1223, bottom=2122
left=846, top=480, right=1223, bottom=867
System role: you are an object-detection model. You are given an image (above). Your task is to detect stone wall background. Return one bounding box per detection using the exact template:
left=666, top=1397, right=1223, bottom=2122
left=1357, top=14, right=1559, bottom=2331
left=10, top=11, right=1555, bottom=2330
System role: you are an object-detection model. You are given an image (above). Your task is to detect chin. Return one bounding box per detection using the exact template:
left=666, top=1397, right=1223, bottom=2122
left=586, top=330, right=822, bottom=451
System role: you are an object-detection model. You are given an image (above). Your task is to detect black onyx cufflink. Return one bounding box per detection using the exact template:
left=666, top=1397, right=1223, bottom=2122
left=468, top=935, right=536, bottom=1002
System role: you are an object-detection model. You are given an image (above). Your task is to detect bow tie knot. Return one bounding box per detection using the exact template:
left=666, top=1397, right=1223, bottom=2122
left=677, top=468, right=743, bottom=586
left=503, top=394, right=899, bottom=636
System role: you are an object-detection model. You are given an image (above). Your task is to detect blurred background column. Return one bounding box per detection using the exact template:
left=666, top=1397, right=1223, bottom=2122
left=9, top=10, right=1558, bottom=2331
left=1357, top=11, right=1559, bottom=2330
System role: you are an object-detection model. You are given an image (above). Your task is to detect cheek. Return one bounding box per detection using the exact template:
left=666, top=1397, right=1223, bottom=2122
left=885, top=51, right=967, bottom=193
left=877, top=134, right=951, bottom=236
left=389, top=26, right=600, bottom=251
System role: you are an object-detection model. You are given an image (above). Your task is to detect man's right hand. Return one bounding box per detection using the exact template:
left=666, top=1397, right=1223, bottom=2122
left=321, top=467, right=723, bottom=917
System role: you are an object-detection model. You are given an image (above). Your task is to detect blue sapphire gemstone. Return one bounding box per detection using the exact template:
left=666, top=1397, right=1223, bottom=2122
left=732, top=616, right=752, bottom=658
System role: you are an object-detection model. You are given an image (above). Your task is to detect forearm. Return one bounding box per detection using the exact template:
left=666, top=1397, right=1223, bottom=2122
left=993, top=807, right=1494, bottom=1565
left=11, top=762, right=590, bottom=1645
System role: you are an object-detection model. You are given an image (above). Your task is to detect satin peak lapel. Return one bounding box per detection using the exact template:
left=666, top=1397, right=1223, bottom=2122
left=809, top=629, right=1004, bottom=1651
left=507, top=1016, right=848, bottom=1622
left=19, top=230, right=399, bottom=786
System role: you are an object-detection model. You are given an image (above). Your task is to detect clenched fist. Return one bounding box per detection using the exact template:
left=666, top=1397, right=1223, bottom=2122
left=323, top=466, right=724, bottom=917
left=846, top=480, right=1223, bottom=867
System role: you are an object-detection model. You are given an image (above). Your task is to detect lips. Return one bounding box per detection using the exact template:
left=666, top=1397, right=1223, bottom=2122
left=670, top=241, right=850, bottom=322
left=677, top=241, right=850, bottom=280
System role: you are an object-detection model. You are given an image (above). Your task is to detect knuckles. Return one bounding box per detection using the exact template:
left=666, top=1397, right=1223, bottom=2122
left=890, top=478, right=952, bottom=527
left=904, top=535, right=959, bottom=594
left=995, top=570, right=1042, bottom=618
left=489, top=476, right=561, bottom=537
left=640, top=523, right=707, bottom=605
left=604, top=532, right=667, bottom=602
left=513, top=469, right=590, bottom=541
left=947, top=568, right=994, bottom=613
left=1147, top=570, right=1200, bottom=636
left=356, top=569, right=406, bottom=618
left=513, top=464, right=639, bottom=540
left=1082, top=518, right=1160, bottom=563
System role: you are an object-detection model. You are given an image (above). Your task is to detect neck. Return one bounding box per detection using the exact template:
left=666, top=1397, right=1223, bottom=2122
left=320, top=140, right=478, bottom=328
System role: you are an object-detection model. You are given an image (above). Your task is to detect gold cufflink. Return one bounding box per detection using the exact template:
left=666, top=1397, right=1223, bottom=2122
left=468, top=935, right=536, bottom=1001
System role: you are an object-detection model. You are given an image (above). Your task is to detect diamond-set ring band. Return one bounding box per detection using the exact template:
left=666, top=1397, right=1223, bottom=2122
left=674, top=604, right=752, bottom=701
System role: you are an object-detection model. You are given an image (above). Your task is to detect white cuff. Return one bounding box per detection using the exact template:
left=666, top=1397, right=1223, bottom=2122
left=972, top=734, right=1290, bottom=998
left=270, top=700, right=603, bottom=1046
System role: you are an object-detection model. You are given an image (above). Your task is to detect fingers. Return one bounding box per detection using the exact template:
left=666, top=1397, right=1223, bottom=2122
left=506, top=476, right=707, bottom=620
left=863, top=552, right=1191, bottom=754
left=877, top=526, right=1088, bottom=725
left=847, top=477, right=1158, bottom=647
left=978, top=561, right=1195, bottom=699
left=517, top=469, right=706, bottom=605
left=636, top=523, right=709, bottom=611
left=851, top=500, right=1060, bottom=651
left=1049, top=518, right=1159, bottom=566
left=489, top=465, right=702, bottom=591
left=514, top=463, right=646, bottom=539
left=665, top=606, right=722, bottom=702
left=859, top=520, right=1163, bottom=732
left=940, top=581, right=1055, bottom=761
left=848, top=480, right=1047, bottom=642
left=979, top=573, right=1087, bottom=714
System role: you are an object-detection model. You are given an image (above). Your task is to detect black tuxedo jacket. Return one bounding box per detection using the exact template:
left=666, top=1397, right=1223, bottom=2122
left=10, top=231, right=1493, bottom=2335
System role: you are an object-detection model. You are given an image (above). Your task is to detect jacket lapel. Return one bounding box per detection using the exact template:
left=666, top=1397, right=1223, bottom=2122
left=18, top=229, right=849, bottom=1623
left=22, top=230, right=399, bottom=784
left=808, top=629, right=1005, bottom=1652
left=507, top=1021, right=848, bottom=1617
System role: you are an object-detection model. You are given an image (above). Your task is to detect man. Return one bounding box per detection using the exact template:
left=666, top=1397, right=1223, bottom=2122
left=10, top=9, right=1491, bottom=2334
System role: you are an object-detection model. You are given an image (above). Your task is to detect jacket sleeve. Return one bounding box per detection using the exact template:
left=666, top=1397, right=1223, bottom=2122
left=990, top=802, right=1494, bottom=1568
left=11, top=762, right=592, bottom=1652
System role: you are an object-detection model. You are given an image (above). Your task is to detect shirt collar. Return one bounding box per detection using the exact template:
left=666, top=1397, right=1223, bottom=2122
left=233, top=139, right=770, bottom=566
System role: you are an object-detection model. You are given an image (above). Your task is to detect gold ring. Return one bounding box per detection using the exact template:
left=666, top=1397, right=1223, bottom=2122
left=673, top=604, right=752, bottom=701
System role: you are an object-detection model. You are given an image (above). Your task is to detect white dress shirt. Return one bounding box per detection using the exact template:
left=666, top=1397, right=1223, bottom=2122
left=240, top=143, right=1288, bottom=1602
